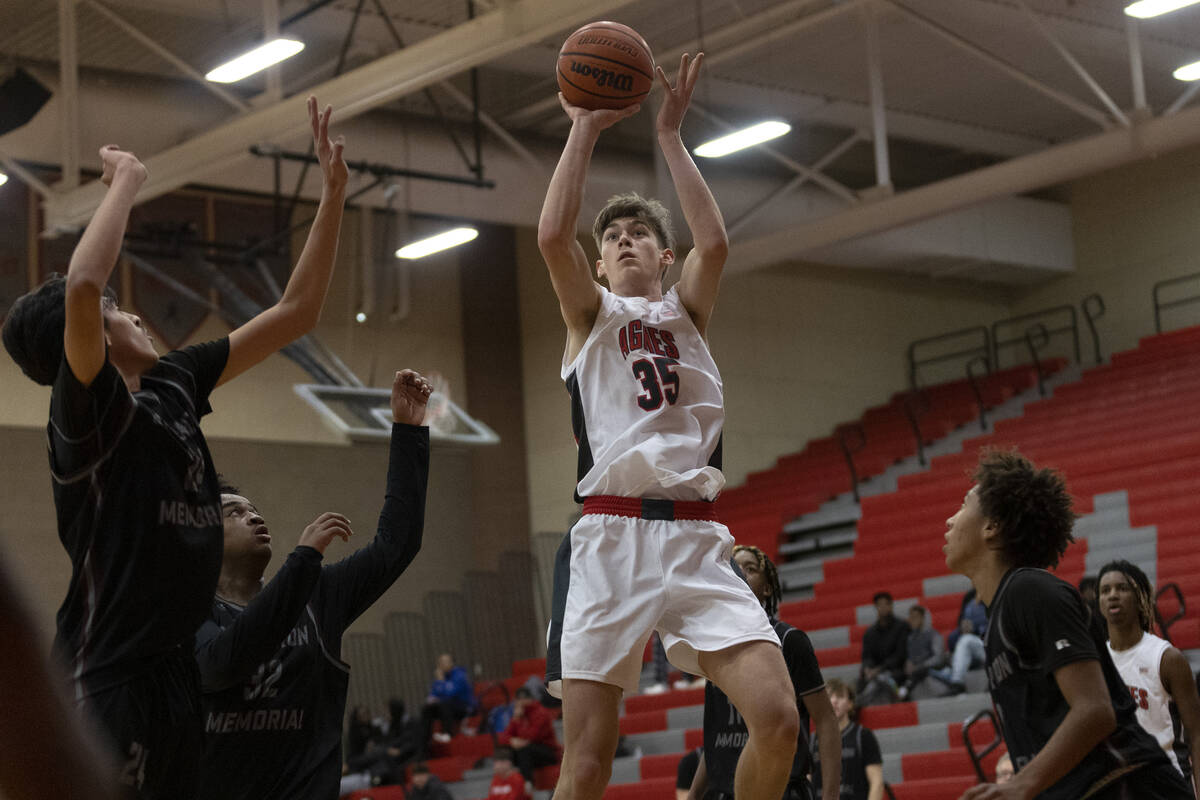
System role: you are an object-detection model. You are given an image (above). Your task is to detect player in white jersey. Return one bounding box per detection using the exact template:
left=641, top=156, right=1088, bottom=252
left=1099, top=559, right=1200, bottom=793
left=537, top=53, right=798, bottom=800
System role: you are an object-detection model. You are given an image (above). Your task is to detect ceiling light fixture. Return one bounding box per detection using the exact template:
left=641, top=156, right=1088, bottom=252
left=395, top=227, right=479, bottom=259
left=206, top=39, right=305, bottom=83
left=1125, top=0, right=1200, bottom=18
left=0, top=172, right=8, bottom=187
left=694, top=121, right=792, bottom=158
left=1174, top=59, right=1200, bottom=81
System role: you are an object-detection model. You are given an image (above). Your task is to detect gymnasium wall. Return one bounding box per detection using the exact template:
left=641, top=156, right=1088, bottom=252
left=1010, top=144, right=1200, bottom=356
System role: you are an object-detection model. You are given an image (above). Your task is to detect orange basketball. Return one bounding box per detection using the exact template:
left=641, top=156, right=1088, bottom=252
left=557, top=21, right=654, bottom=111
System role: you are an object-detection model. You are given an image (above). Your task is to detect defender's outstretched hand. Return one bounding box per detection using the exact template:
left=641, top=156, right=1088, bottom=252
left=656, top=52, right=703, bottom=135
left=308, top=96, right=348, bottom=192
left=391, top=369, right=432, bottom=426
left=557, top=92, right=641, bottom=132
left=298, top=512, right=353, bottom=555
left=98, top=145, right=147, bottom=187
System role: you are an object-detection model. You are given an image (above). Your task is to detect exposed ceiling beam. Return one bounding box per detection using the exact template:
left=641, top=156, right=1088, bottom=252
left=42, top=0, right=634, bottom=231
left=727, top=103, right=1200, bottom=273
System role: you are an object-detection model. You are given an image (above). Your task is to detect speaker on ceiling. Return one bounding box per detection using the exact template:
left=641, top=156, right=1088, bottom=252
left=0, top=67, right=52, bottom=137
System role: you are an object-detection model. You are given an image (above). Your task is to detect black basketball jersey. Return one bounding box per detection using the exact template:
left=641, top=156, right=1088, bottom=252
left=811, top=722, right=881, bottom=800
left=195, top=424, right=429, bottom=800
left=984, top=568, right=1171, bottom=799
left=702, top=620, right=825, bottom=796
left=49, top=338, right=229, bottom=699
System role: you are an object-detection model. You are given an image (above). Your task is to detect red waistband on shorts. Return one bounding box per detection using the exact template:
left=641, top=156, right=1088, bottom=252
left=582, top=495, right=719, bottom=522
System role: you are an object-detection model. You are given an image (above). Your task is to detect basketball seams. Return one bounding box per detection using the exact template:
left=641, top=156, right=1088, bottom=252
left=559, top=50, right=655, bottom=81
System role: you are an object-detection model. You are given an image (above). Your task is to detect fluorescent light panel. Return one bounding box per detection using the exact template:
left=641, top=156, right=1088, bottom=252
left=206, top=39, right=305, bottom=83
left=694, top=121, right=792, bottom=158
left=1125, top=0, right=1200, bottom=18
left=395, top=227, right=479, bottom=259
left=0, top=172, right=7, bottom=187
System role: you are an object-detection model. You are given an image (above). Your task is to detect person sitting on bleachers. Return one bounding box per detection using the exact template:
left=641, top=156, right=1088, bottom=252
left=421, top=652, right=477, bottom=751
left=488, top=747, right=532, bottom=800
left=811, top=678, right=884, bottom=800
left=346, top=705, right=383, bottom=765
left=410, top=762, right=454, bottom=800
left=857, top=591, right=910, bottom=705
left=898, top=605, right=944, bottom=700
left=496, top=686, right=561, bottom=787
left=929, top=589, right=987, bottom=694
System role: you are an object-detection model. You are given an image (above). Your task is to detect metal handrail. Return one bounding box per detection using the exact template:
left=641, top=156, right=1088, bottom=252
left=1153, top=270, right=1200, bottom=334
left=907, top=326, right=992, bottom=393
left=963, top=708, right=1005, bottom=783
left=1024, top=323, right=1050, bottom=396
left=1081, top=293, right=1106, bottom=366
left=1156, top=582, right=1186, bottom=645
left=903, top=391, right=930, bottom=467
left=991, top=305, right=1079, bottom=368
left=966, top=355, right=991, bottom=431
left=838, top=423, right=867, bottom=503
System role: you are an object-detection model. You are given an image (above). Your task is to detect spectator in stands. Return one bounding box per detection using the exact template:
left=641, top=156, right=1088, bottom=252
left=346, top=705, right=382, bottom=763
left=1078, top=575, right=1100, bottom=614
left=858, top=591, right=910, bottom=705
left=497, top=686, right=561, bottom=786
left=929, top=589, right=987, bottom=695
left=383, top=697, right=422, bottom=763
left=995, top=753, right=1014, bottom=784
left=898, top=605, right=944, bottom=700
left=422, top=653, right=476, bottom=750
left=1100, top=559, right=1200, bottom=790
left=489, top=747, right=532, bottom=800
left=811, top=678, right=884, bottom=800
left=942, top=450, right=1191, bottom=799
left=675, top=747, right=701, bottom=800
left=410, top=762, right=455, bottom=800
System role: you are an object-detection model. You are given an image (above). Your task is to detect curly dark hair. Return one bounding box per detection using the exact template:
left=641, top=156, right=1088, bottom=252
left=2, top=273, right=118, bottom=386
left=1098, top=559, right=1161, bottom=634
left=732, top=544, right=782, bottom=619
left=973, top=449, right=1076, bottom=569
left=216, top=474, right=241, bottom=496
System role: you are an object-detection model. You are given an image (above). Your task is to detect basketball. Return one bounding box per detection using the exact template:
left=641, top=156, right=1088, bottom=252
left=557, top=21, right=654, bottom=111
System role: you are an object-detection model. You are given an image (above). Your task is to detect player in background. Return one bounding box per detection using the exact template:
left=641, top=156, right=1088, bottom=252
left=688, top=545, right=841, bottom=800
left=538, top=53, right=799, bottom=800
left=1099, top=559, right=1200, bottom=792
left=0, top=96, right=347, bottom=799
left=943, top=450, right=1191, bottom=800
left=811, top=679, right=884, bottom=800
left=194, top=369, right=430, bottom=800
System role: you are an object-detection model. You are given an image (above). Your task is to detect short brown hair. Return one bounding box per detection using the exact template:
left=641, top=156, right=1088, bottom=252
left=826, top=678, right=855, bottom=704
left=592, top=192, right=675, bottom=253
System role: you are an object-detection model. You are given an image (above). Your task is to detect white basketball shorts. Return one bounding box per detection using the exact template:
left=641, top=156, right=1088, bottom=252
left=545, top=496, right=779, bottom=698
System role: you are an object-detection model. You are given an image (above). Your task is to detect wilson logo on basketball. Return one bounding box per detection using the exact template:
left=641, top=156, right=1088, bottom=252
left=567, top=60, right=635, bottom=92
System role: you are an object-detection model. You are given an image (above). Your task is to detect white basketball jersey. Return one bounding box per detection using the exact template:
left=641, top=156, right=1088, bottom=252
left=562, top=285, right=724, bottom=502
left=1107, top=632, right=1187, bottom=775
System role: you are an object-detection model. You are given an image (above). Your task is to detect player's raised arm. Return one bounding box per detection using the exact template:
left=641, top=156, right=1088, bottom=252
left=656, top=53, right=729, bottom=337
left=537, top=95, right=639, bottom=343
left=216, top=95, right=349, bottom=387
left=63, top=146, right=148, bottom=387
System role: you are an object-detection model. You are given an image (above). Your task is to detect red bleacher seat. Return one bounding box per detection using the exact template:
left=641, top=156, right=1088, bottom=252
left=639, top=752, right=685, bottom=780
left=343, top=788, right=407, bottom=800
left=424, top=755, right=476, bottom=784
left=602, top=776, right=676, bottom=800
left=534, top=764, right=561, bottom=790
left=624, top=687, right=704, bottom=715
left=857, top=702, right=918, bottom=730
left=889, top=775, right=977, bottom=800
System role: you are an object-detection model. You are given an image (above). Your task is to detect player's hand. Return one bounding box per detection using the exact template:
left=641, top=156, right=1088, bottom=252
left=959, top=782, right=1031, bottom=800
left=558, top=93, right=641, bottom=133
left=99, top=145, right=148, bottom=186
left=655, top=52, right=703, bottom=136
left=298, top=511, right=352, bottom=554
left=308, top=95, right=348, bottom=193
left=391, top=369, right=432, bottom=425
